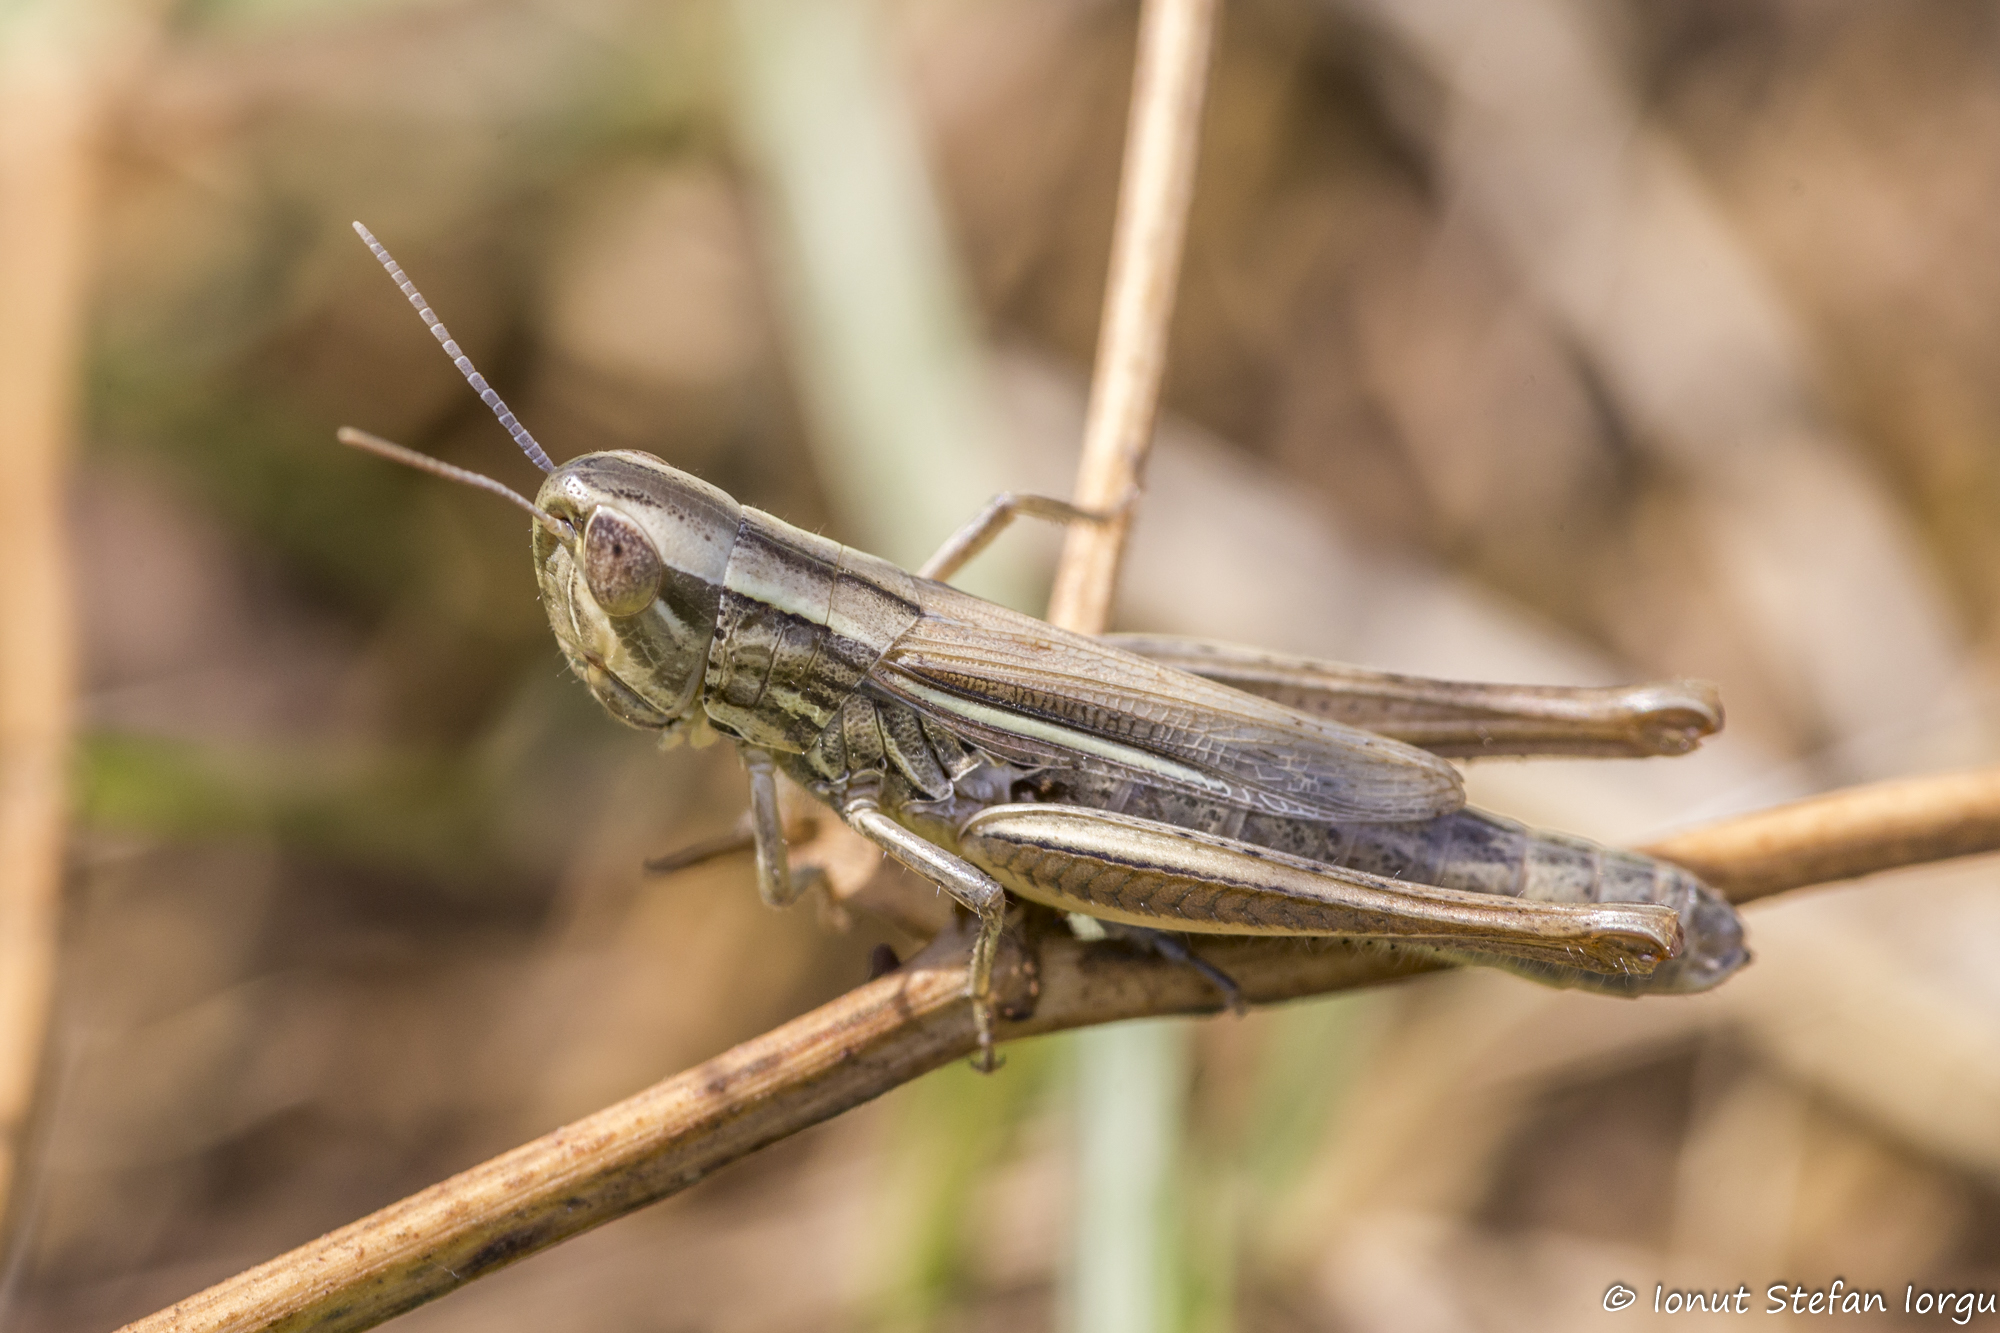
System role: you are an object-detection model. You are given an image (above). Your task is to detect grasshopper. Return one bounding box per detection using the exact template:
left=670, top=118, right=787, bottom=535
left=340, top=223, right=1747, bottom=1057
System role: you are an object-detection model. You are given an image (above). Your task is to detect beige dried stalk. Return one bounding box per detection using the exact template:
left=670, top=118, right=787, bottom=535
left=1046, top=0, right=1217, bottom=638
left=1641, top=766, right=2000, bottom=904
left=0, top=11, right=98, bottom=1242
left=116, top=768, right=2000, bottom=1333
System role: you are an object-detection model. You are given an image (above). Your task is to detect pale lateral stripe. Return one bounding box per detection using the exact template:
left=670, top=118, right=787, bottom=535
left=726, top=537, right=835, bottom=623
left=885, top=674, right=1241, bottom=804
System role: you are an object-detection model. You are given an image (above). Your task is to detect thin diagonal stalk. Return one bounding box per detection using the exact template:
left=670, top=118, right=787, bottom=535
left=1642, top=765, right=2000, bottom=904
left=113, top=767, right=2000, bottom=1332
left=117, top=926, right=1437, bottom=1333
left=1045, top=0, right=1219, bottom=638
left=1040, top=3, right=1219, bottom=1332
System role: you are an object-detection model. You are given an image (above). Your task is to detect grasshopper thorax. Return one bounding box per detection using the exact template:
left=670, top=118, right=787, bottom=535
left=534, top=450, right=742, bottom=738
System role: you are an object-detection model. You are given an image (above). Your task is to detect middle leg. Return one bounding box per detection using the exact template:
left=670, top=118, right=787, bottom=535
left=841, top=792, right=1010, bottom=1067
left=918, top=490, right=1133, bottom=584
left=743, top=747, right=826, bottom=907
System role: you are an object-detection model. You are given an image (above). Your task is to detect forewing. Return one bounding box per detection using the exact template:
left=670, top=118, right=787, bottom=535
left=872, top=590, right=1465, bottom=822
left=1105, top=633, right=1724, bottom=759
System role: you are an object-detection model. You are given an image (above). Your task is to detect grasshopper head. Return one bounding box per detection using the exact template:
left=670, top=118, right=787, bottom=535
left=339, top=225, right=744, bottom=742
left=534, top=451, right=742, bottom=740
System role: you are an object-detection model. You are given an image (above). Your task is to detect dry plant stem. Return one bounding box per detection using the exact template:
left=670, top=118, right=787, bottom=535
left=119, top=932, right=985, bottom=1333
left=1045, top=4, right=1215, bottom=1322
left=1643, top=764, right=2000, bottom=904
left=119, top=924, right=1435, bottom=1333
left=1026, top=0, right=1216, bottom=1319
left=0, top=21, right=94, bottom=1233
left=123, top=765, right=2000, bottom=1329
left=118, top=757, right=2000, bottom=1333
left=1045, top=0, right=1218, bottom=635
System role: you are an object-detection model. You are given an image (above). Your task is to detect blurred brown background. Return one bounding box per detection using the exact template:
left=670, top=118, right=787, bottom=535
left=7, top=0, right=2000, bottom=1328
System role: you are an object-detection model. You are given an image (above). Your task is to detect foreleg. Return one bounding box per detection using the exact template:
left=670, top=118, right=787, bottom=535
left=743, top=748, right=826, bottom=907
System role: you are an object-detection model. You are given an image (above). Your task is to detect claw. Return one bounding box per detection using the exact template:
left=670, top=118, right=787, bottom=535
left=967, top=907, right=1007, bottom=1072
left=1111, top=925, right=1249, bottom=1015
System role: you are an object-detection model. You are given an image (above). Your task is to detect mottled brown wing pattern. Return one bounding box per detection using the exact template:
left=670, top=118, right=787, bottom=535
left=870, top=585, right=1466, bottom=823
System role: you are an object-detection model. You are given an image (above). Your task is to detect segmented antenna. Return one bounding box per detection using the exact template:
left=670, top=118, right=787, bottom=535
left=336, top=427, right=573, bottom=541
left=351, top=220, right=557, bottom=474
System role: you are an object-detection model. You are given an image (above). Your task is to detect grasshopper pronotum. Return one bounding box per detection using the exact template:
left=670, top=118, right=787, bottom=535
left=340, top=222, right=1747, bottom=1059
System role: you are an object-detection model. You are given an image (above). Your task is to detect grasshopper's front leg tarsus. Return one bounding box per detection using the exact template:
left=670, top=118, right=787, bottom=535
left=841, top=794, right=1009, bottom=1068
left=918, top=490, right=1134, bottom=585
left=742, top=748, right=825, bottom=908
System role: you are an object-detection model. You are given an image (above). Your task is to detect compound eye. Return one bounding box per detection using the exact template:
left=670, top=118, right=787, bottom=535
left=581, top=507, right=664, bottom=617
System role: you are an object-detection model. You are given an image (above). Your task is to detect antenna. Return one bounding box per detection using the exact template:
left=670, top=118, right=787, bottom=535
left=350, top=220, right=557, bottom=474
left=337, top=427, right=573, bottom=542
